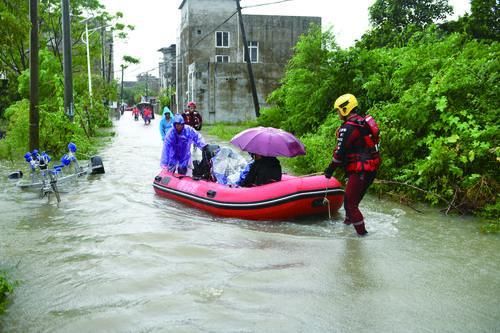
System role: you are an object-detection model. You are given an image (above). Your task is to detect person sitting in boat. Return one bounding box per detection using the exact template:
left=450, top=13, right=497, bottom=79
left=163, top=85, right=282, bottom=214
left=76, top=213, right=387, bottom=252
left=159, top=106, right=174, bottom=141
left=160, top=114, right=207, bottom=175
left=237, top=153, right=282, bottom=187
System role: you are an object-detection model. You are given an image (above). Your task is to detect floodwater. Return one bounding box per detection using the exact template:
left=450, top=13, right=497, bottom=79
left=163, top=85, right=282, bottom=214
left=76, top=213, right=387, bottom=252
left=0, top=113, right=499, bottom=333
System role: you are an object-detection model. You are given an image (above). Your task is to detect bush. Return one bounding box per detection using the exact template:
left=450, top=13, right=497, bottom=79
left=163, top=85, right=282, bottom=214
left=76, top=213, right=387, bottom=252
left=264, top=26, right=499, bottom=217
left=0, top=272, right=14, bottom=314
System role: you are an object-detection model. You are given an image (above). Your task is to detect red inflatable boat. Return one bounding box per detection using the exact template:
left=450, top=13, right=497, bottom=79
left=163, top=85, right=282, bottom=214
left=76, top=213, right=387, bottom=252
left=153, top=169, right=344, bottom=221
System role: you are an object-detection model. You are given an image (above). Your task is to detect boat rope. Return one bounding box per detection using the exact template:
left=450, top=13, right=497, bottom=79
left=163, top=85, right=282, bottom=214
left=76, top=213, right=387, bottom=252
left=323, top=179, right=331, bottom=220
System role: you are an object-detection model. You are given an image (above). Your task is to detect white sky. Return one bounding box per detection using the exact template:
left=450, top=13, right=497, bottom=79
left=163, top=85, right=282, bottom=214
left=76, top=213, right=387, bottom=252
left=100, top=0, right=470, bottom=81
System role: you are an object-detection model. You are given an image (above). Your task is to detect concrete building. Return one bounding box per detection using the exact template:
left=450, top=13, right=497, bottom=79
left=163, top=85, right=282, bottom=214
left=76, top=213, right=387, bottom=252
left=177, top=0, right=320, bottom=123
left=158, top=44, right=177, bottom=110
left=158, top=44, right=177, bottom=92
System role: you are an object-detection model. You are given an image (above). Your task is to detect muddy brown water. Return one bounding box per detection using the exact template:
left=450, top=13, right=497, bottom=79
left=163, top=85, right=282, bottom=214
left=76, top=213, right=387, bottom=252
left=1, top=115, right=499, bottom=332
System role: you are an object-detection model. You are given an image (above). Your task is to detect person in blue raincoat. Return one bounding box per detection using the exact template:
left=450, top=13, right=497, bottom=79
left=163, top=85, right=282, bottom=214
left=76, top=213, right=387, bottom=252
left=160, top=114, right=207, bottom=175
left=159, top=106, right=174, bottom=141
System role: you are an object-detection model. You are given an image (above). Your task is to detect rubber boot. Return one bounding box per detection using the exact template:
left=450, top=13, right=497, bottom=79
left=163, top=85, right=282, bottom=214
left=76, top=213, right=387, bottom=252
left=353, top=221, right=368, bottom=236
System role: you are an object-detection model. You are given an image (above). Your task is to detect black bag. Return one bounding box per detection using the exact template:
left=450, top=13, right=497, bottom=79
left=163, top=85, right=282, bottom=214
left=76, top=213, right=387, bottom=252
left=192, top=144, right=220, bottom=180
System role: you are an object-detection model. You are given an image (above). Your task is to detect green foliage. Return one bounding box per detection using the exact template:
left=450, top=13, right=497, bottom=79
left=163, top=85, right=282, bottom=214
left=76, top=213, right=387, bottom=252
left=469, top=0, right=500, bottom=41
left=0, top=0, right=128, bottom=161
left=122, top=82, right=147, bottom=106
left=479, top=200, right=500, bottom=234
left=158, top=88, right=175, bottom=112
left=122, top=56, right=140, bottom=64
left=0, top=271, right=14, bottom=314
left=265, top=24, right=499, bottom=217
left=205, top=122, right=258, bottom=142
left=360, top=0, right=453, bottom=49
left=369, top=0, right=453, bottom=30
left=0, top=98, right=102, bottom=160
left=285, top=114, right=340, bottom=174
left=259, top=26, right=352, bottom=136
left=0, top=46, right=112, bottom=160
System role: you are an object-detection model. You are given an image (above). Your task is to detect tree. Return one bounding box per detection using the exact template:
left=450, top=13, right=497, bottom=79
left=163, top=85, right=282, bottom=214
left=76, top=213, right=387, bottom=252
left=369, top=0, right=453, bottom=30
left=360, top=0, right=453, bottom=48
left=0, top=0, right=135, bottom=158
left=119, top=55, right=140, bottom=106
left=469, top=0, right=499, bottom=41
left=259, top=26, right=345, bottom=136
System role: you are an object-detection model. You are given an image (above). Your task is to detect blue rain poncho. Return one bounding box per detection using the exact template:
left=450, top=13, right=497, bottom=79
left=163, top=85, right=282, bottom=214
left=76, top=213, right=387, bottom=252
left=160, top=115, right=206, bottom=172
left=159, top=107, right=174, bottom=141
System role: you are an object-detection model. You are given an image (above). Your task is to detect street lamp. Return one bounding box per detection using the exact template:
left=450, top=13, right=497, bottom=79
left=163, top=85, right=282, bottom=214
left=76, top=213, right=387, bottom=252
left=80, top=17, right=110, bottom=109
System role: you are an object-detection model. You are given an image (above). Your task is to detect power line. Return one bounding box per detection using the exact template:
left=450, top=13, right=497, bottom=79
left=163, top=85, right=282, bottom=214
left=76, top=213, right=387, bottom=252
left=131, top=1, right=291, bottom=77
left=242, top=0, right=294, bottom=9
left=133, top=10, right=238, bottom=77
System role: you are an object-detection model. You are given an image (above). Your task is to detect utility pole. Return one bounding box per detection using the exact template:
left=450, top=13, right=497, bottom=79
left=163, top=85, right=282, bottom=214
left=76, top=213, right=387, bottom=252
left=107, top=39, right=113, bottom=84
left=61, top=0, right=74, bottom=121
left=29, top=0, right=39, bottom=150
left=145, top=73, right=149, bottom=100
left=100, top=26, right=106, bottom=81
left=120, top=65, right=125, bottom=107
left=236, top=0, right=260, bottom=117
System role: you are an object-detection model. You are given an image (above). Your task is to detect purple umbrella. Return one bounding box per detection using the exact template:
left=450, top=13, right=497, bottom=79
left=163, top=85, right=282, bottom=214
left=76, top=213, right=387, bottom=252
left=230, top=127, right=306, bottom=157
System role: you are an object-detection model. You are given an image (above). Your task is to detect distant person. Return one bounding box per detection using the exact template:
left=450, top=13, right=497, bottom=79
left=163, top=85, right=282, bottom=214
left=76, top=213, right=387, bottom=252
left=183, top=101, right=203, bottom=130
left=159, top=107, right=174, bottom=141
left=324, top=93, right=381, bottom=236
left=237, top=153, right=282, bottom=187
left=142, top=107, right=152, bottom=125
left=132, top=106, right=140, bottom=120
left=160, top=114, right=207, bottom=175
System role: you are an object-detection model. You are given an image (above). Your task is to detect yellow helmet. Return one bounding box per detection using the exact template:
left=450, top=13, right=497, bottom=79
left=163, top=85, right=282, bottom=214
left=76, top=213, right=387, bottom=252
left=334, top=94, right=358, bottom=117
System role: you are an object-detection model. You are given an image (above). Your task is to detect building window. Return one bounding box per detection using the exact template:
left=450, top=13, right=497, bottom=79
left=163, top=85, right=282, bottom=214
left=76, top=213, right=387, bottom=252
left=246, top=41, right=259, bottom=63
left=215, top=31, right=229, bottom=47
left=216, top=55, right=230, bottom=63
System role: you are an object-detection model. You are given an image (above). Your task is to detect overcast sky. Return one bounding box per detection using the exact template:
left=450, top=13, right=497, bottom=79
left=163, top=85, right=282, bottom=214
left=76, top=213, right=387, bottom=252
left=100, top=0, right=470, bottom=81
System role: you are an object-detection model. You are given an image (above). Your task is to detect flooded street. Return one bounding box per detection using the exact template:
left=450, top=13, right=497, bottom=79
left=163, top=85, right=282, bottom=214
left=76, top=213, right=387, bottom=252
left=1, top=114, right=499, bottom=332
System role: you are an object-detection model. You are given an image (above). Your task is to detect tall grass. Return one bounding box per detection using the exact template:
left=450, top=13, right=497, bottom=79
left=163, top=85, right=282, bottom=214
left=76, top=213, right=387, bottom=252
left=205, top=121, right=257, bottom=141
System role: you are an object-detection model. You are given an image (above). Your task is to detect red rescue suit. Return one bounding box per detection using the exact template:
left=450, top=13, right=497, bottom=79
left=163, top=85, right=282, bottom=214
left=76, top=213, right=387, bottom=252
left=182, top=110, right=203, bottom=130
left=326, top=113, right=381, bottom=235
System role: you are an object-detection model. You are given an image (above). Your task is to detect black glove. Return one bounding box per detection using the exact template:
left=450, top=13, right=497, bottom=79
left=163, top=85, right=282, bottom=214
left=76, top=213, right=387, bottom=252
left=324, top=165, right=335, bottom=179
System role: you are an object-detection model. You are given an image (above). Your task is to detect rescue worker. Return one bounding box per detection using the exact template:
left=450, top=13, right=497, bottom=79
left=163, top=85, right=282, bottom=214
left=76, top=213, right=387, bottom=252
left=183, top=101, right=203, bottom=130
left=324, top=93, right=381, bottom=236
left=160, top=114, right=207, bottom=175
left=159, top=106, right=174, bottom=141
